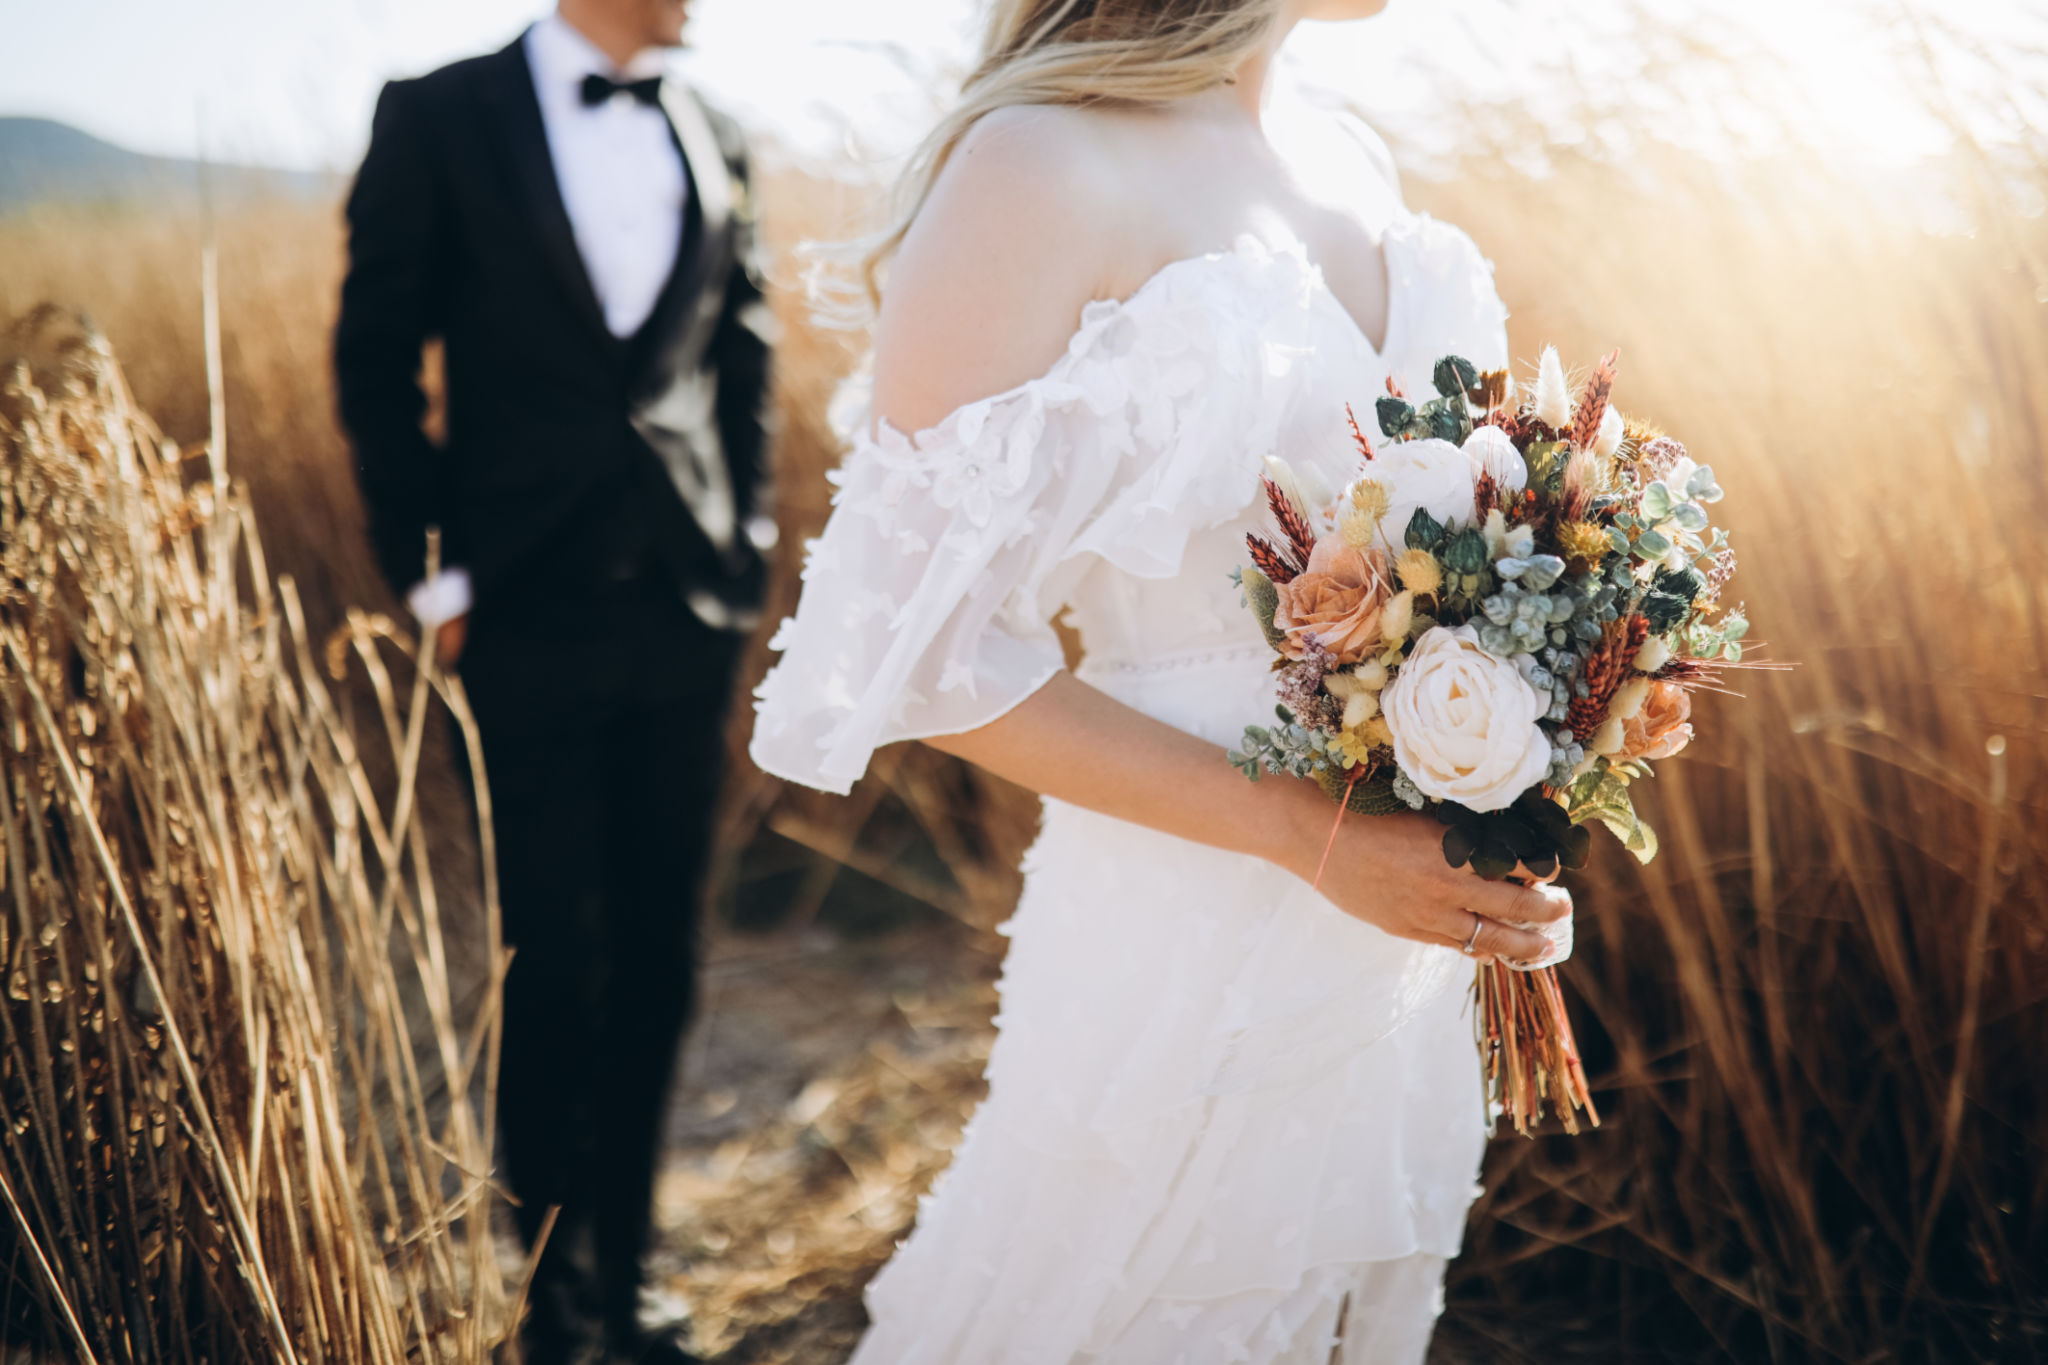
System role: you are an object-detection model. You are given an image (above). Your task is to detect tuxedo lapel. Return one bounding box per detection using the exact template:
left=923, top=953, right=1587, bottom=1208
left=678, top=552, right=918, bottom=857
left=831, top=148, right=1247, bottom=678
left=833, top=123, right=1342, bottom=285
left=636, top=81, right=732, bottom=374
left=481, top=36, right=618, bottom=352
left=661, top=82, right=730, bottom=254
left=627, top=80, right=743, bottom=555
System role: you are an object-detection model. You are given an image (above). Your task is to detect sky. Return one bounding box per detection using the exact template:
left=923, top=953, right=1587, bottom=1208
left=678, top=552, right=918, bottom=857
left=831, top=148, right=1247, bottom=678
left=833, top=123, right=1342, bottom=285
left=1, top=0, right=2042, bottom=178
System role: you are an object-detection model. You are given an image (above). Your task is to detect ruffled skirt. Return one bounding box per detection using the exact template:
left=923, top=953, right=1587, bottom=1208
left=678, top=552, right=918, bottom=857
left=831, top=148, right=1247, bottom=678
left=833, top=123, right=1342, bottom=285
left=849, top=787, right=1490, bottom=1365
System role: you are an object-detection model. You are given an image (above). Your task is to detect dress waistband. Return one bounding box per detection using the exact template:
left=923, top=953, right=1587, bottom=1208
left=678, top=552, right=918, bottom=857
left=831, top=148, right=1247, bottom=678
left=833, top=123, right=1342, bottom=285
left=1073, top=642, right=1272, bottom=678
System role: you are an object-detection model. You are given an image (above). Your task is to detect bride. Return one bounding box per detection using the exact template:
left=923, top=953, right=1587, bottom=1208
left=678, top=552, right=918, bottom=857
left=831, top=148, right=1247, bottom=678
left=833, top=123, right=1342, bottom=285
left=751, top=0, right=1575, bottom=1359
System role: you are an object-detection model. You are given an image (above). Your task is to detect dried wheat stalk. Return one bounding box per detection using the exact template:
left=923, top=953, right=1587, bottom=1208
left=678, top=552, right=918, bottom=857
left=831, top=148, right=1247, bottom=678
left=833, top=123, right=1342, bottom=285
left=0, top=309, right=512, bottom=1362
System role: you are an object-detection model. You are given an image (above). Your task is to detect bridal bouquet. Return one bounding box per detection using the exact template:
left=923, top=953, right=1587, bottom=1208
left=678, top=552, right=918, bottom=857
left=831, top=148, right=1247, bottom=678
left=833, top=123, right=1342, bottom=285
left=1228, top=347, right=1753, bottom=1137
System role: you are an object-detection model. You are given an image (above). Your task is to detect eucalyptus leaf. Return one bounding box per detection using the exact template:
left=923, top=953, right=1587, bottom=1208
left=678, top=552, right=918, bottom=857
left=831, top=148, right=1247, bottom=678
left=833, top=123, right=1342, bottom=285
left=1634, top=528, right=1673, bottom=559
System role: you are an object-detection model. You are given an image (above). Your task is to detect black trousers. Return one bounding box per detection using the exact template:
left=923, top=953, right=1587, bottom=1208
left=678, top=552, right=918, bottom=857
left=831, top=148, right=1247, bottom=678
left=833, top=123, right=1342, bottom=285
left=461, top=572, right=741, bottom=1350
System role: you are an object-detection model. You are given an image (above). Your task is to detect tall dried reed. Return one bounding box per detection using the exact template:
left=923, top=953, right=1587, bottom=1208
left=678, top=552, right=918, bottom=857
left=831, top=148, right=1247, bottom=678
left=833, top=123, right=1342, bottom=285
left=0, top=309, right=512, bottom=1360
left=1416, top=145, right=2048, bottom=1361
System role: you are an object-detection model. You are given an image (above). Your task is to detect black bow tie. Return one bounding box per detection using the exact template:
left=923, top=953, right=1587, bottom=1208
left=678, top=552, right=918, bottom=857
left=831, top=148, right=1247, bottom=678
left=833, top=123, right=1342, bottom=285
left=580, top=72, right=663, bottom=108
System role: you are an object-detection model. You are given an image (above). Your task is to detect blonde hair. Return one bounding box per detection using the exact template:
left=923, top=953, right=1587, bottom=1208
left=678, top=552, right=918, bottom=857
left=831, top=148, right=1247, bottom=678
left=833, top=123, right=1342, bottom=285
left=840, top=0, right=1285, bottom=313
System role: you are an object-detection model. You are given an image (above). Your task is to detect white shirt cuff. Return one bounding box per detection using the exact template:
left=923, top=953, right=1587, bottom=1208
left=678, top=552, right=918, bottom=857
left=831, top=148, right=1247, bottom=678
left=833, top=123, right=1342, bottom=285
left=405, top=567, right=474, bottom=628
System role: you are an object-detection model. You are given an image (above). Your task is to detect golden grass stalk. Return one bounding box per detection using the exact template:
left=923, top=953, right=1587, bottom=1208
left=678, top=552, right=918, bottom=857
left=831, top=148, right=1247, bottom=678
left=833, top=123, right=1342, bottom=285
left=0, top=309, right=511, bottom=1361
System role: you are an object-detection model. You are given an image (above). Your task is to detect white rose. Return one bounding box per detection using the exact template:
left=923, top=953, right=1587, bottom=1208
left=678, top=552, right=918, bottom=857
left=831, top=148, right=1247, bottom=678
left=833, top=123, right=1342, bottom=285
left=1382, top=625, right=1554, bottom=812
left=1374, top=438, right=1478, bottom=548
left=1461, top=425, right=1527, bottom=495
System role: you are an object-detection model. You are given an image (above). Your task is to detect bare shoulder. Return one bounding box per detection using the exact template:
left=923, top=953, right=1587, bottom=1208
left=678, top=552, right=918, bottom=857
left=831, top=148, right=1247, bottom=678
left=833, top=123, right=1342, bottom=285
left=871, top=105, right=1135, bottom=435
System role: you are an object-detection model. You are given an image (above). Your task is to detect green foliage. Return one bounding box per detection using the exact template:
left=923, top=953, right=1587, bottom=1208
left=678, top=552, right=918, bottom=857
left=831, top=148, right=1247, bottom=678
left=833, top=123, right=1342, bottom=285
left=1443, top=526, right=1490, bottom=574
left=1683, top=604, right=1750, bottom=662
left=1231, top=706, right=1334, bottom=782
left=1524, top=439, right=1569, bottom=492
left=1652, top=564, right=1705, bottom=603
left=1240, top=566, right=1289, bottom=652
left=1432, top=354, right=1481, bottom=400
left=1563, top=757, right=1660, bottom=863
left=1432, top=789, right=1592, bottom=881
left=1381, top=364, right=1485, bottom=445
left=1405, top=506, right=1446, bottom=550
left=1426, top=402, right=1467, bottom=443
left=1376, top=395, right=1417, bottom=438
left=1641, top=584, right=1692, bottom=632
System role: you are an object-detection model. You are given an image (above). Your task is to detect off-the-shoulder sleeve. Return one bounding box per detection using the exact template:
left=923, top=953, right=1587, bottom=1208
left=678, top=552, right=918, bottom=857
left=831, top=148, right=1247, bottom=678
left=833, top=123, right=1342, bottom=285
left=747, top=379, right=1084, bottom=793
left=1384, top=212, right=1511, bottom=393
left=749, top=245, right=1294, bottom=794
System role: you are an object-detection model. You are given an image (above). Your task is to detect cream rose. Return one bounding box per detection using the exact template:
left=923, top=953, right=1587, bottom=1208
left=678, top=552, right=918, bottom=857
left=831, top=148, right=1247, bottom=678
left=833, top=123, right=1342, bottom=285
left=1461, top=425, right=1528, bottom=495
left=1381, top=625, right=1554, bottom=812
left=1373, top=438, right=1479, bottom=549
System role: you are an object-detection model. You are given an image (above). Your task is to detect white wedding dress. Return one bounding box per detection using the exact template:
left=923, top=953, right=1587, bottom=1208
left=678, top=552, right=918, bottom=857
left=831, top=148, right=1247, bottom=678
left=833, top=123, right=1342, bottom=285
left=750, top=110, right=1512, bottom=1364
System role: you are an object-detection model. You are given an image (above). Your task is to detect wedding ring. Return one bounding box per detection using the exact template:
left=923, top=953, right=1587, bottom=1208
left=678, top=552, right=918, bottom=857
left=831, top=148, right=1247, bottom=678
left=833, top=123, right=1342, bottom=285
left=1460, top=913, right=1483, bottom=957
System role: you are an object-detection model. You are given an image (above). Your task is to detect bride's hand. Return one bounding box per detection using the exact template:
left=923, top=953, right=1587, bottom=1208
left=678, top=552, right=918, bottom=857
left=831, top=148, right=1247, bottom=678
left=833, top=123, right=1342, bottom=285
left=1286, top=808, right=1572, bottom=966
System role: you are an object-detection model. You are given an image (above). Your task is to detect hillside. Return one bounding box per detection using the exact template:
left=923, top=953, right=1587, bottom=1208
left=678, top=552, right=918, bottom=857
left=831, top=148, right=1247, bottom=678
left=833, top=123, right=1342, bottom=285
left=0, top=116, right=338, bottom=215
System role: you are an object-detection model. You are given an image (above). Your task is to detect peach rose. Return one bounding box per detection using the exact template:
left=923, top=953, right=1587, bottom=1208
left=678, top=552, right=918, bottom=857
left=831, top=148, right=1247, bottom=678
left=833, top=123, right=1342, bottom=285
left=1617, top=679, right=1694, bottom=760
left=1273, top=538, right=1394, bottom=665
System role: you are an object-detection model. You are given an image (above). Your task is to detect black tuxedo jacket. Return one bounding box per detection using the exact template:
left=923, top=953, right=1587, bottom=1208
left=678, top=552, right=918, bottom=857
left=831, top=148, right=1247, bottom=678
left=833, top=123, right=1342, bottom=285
left=336, top=34, right=774, bottom=629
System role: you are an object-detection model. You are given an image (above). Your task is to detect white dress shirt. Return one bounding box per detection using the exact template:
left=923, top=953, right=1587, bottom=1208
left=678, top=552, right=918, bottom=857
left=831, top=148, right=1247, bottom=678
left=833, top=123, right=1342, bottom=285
left=524, top=14, right=691, bottom=338
left=409, top=15, right=692, bottom=629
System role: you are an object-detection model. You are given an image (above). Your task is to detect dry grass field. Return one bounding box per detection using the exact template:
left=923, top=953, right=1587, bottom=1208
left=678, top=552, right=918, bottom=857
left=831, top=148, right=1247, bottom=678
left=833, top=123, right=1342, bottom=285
left=3, top=75, right=2045, bottom=1365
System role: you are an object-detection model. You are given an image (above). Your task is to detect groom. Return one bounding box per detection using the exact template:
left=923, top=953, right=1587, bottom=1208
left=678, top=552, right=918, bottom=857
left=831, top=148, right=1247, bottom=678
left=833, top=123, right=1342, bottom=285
left=335, top=0, right=775, bottom=1359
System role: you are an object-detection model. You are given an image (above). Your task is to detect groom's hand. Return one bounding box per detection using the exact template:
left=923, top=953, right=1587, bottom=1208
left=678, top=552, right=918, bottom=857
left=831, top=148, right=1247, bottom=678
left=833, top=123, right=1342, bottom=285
left=435, top=615, right=468, bottom=668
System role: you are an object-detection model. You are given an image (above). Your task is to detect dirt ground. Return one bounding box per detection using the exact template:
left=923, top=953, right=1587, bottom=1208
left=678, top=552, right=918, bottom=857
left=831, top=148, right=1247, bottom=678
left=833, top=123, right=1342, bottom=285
left=640, top=912, right=1604, bottom=1365
left=654, top=912, right=1002, bottom=1365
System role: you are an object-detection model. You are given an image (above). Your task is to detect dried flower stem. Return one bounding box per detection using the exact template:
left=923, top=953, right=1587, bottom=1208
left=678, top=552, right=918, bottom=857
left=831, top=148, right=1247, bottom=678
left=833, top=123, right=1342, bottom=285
left=1475, top=960, right=1599, bottom=1138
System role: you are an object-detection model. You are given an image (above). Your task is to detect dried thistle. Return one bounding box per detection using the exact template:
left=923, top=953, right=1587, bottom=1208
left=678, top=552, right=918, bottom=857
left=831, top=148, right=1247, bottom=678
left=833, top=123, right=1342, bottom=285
left=1557, top=519, right=1611, bottom=573
left=1395, top=547, right=1444, bottom=596
left=1349, top=476, right=1391, bottom=523
left=1619, top=415, right=1666, bottom=458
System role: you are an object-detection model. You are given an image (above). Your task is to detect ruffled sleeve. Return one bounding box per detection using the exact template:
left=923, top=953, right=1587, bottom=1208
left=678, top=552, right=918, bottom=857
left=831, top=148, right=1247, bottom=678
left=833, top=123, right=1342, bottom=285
left=749, top=242, right=1298, bottom=795
left=1382, top=211, right=1511, bottom=392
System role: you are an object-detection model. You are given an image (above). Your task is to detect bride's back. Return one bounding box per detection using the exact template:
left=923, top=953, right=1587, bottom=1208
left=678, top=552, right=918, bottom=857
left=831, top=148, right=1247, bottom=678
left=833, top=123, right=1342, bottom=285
left=871, top=91, right=1399, bottom=437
